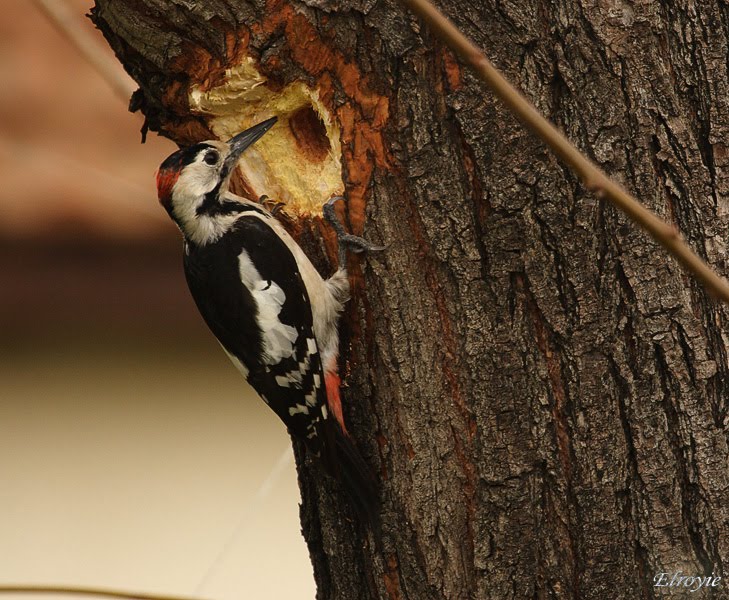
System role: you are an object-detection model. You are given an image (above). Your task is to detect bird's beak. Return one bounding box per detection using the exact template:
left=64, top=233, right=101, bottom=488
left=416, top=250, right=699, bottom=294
left=224, top=117, right=278, bottom=170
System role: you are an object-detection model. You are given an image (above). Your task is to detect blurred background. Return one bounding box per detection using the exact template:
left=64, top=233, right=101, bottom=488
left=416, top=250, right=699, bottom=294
left=0, top=1, right=314, bottom=598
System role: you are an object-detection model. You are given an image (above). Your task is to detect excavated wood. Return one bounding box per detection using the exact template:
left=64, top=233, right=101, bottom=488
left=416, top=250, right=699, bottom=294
left=91, top=0, right=729, bottom=598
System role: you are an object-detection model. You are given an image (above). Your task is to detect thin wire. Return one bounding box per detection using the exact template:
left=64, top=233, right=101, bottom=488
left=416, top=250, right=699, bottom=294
left=0, top=585, right=209, bottom=600
left=193, top=445, right=295, bottom=595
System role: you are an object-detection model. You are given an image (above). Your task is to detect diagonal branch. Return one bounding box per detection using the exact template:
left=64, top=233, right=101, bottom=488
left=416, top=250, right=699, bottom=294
left=31, top=0, right=135, bottom=103
left=401, top=0, right=729, bottom=304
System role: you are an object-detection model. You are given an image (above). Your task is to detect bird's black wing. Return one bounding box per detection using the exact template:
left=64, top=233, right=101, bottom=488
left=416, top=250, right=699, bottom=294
left=184, top=214, right=378, bottom=523
left=183, top=214, right=329, bottom=454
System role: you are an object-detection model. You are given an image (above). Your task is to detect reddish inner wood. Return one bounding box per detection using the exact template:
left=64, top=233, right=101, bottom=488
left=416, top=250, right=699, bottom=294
left=288, top=106, right=331, bottom=163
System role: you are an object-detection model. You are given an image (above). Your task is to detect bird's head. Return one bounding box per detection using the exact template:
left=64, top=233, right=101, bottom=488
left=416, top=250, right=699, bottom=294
left=155, top=117, right=277, bottom=240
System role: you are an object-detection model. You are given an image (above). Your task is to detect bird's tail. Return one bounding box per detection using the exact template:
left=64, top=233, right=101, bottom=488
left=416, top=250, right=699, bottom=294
left=323, top=417, right=380, bottom=533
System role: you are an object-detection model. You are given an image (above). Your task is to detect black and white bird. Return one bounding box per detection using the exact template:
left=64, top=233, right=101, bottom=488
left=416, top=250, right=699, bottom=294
left=155, top=117, right=379, bottom=522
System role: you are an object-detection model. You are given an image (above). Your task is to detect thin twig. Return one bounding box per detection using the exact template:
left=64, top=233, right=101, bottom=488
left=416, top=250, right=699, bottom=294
left=194, top=445, right=293, bottom=594
left=31, top=0, right=135, bottom=103
left=401, top=0, right=729, bottom=304
left=0, top=585, right=209, bottom=600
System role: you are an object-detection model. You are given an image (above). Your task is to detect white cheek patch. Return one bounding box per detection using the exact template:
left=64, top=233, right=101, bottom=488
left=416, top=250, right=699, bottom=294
left=172, top=163, right=217, bottom=216
left=180, top=162, right=218, bottom=195
left=171, top=160, right=235, bottom=245
left=238, top=250, right=298, bottom=364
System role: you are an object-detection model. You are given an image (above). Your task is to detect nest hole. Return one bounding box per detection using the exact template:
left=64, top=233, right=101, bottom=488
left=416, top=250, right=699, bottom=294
left=288, top=106, right=331, bottom=162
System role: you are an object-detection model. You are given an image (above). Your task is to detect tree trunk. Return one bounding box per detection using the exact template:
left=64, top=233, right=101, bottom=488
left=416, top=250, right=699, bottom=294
left=91, top=0, right=729, bottom=598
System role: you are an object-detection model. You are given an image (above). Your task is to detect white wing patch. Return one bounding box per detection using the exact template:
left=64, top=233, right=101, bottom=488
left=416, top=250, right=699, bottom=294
left=273, top=338, right=318, bottom=390
left=276, top=373, right=301, bottom=387
left=222, top=346, right=249, bottom=379
left=289, top=404, right=310, bottom=416
left=238, top=250, right=298, bottom=364
left=304, top=391, right=318, bottom=407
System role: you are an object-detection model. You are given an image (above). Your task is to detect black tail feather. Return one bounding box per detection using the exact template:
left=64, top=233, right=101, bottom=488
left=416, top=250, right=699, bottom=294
left=323, top=418, right=380, bottom=533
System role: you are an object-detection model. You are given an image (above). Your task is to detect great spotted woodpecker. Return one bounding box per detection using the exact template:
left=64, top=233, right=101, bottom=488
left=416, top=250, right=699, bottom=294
left=155, top=117, right=379, bottom=522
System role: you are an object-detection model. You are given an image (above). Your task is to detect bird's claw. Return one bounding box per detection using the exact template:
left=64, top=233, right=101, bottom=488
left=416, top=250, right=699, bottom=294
left=259, top=195, right=286, bottom=216
left=324, top=196, right=384, bottom=266
left=339, top=233, right=386, bottom=255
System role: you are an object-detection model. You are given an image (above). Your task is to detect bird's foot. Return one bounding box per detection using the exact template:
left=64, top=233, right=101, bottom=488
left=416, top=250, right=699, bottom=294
left=323, top=196, right=385, bottom=266
left=259, top=194, right=286, bottom=216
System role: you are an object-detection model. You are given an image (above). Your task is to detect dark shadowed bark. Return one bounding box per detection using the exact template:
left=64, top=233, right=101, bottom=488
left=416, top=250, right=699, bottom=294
left=91, top=0, right=729, bottom=598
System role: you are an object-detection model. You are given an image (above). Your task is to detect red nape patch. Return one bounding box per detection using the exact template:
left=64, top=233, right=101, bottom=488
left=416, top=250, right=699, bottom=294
left=155, top=167, right=180, bottom=209
left=325, top=372, right=348, bottom=434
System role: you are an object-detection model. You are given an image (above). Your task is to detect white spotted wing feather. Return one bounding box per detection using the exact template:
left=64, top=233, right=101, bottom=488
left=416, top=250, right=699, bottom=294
left=238, top=250, right=298, bottom=364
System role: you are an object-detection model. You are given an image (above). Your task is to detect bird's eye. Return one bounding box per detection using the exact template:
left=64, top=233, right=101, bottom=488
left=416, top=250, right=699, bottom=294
left=203, top=150, right=219, bottom=165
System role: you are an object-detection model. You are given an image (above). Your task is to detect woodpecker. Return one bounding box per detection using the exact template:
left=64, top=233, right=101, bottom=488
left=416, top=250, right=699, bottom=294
left=155, top=117, right=380, bottom=522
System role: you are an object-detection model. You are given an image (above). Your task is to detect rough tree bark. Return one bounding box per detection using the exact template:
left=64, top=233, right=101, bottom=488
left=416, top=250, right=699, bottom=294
left=91, top=0, right=729, bottom=598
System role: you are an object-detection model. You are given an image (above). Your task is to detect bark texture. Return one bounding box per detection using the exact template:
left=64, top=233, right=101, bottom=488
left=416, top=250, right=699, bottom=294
left=91, top=0, right=729, bottom=598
